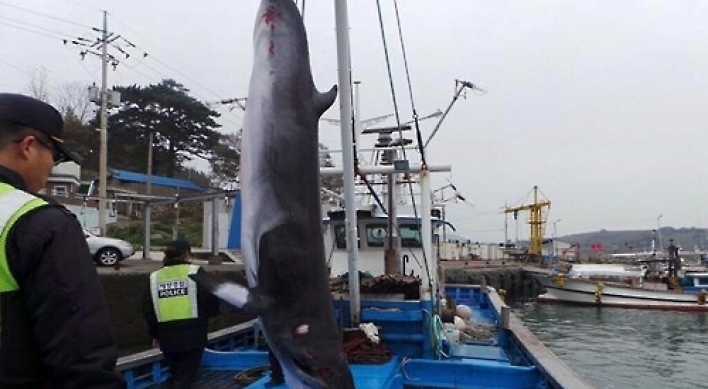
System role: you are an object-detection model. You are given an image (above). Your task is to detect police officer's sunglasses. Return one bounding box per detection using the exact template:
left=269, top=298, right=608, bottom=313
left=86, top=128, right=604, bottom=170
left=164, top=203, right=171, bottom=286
left=13, top=135, right=69, bottom=165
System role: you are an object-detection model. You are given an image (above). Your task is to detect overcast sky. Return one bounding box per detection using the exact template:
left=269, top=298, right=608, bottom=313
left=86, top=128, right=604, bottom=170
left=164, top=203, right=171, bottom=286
left=1, top=0, right=707, bottom=243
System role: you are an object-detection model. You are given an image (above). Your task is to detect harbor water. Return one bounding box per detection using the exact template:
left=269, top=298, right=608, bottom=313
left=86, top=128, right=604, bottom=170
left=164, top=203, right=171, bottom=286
left=513, top=301, right=708, bottom=389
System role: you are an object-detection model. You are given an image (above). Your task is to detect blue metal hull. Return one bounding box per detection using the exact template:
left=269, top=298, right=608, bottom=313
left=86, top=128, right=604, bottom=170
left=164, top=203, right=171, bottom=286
left=118, top=285, right=593, bottom=389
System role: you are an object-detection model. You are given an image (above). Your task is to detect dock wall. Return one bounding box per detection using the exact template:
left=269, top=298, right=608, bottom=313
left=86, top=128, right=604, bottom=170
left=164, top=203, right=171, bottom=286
left=100, top=268, right=254, bottom=354
left=444, top=264, right=544, bottom=300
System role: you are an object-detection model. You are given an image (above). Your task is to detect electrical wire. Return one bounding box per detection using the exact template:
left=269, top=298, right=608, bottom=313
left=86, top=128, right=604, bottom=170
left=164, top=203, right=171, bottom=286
left=0, top=15, right=89, bottom=42
left=0, top=1, right=94, bottom=29
left=109, top=17, right=245, bottom=125
left=0, top=57, right=34, bottom=78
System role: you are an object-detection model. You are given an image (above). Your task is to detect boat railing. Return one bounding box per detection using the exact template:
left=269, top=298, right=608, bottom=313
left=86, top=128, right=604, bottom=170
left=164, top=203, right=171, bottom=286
left=117, top=319, right=258, bottom=389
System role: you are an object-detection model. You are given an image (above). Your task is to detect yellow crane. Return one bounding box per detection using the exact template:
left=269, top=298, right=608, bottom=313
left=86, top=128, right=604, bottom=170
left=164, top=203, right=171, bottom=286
left=505, top=186, right=551, bottom=258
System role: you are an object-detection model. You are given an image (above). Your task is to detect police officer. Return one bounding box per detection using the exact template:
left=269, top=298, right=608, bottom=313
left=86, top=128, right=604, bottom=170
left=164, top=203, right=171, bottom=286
left=667, top=239, right=679, bottom=278
left=143, top=240, right=219, bottom=388
left=0, top=93, right=124, bottom=387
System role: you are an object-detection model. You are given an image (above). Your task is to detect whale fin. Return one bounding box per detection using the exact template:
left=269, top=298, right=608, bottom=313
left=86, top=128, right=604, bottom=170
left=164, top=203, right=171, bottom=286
left=315, top=85, right=338, bottom=117
left=189, top=272, right=271, bottom=313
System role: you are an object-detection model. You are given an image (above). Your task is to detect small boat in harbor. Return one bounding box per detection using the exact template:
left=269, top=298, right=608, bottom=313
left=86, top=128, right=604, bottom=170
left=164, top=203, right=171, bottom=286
left=532, top=263, right=708, bottom=311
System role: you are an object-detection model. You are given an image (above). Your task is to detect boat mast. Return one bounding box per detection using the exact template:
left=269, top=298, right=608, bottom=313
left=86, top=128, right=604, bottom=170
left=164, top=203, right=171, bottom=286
left=334, top=0, right=360, bottom=325
left=420, top=170, right=436, bottom=301
left=384, top=151, right=401, bottom=275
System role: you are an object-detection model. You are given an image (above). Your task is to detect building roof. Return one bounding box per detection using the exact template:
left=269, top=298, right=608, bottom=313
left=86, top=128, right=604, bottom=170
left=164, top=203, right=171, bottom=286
left=108, top=169, right=204, bottom=191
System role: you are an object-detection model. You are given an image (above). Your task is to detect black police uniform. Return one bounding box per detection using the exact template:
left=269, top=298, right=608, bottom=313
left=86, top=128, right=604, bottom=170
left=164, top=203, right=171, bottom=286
left=142, top=259, right=220, bottom=388
left=0, top=167, right=124, bottom=388
left=0, top=94, right=123, bottom=388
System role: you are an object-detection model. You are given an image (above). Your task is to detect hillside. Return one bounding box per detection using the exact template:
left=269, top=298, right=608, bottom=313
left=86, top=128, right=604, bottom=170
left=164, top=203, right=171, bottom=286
left=559, top=227, right=708, bottom=253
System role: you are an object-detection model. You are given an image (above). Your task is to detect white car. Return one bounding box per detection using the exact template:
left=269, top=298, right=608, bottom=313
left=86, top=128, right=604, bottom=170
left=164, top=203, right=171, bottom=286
left=84, top=229, right=135, bottom=266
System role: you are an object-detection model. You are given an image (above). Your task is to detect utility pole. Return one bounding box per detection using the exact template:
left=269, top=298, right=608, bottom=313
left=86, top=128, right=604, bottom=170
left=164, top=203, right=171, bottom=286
left=97, top=10, right=108, bottom=237
left=657, top=214, right=664, bottom=252
left=504, top=200, right=508, bottom=248
left=553, top=218, right=561, bottom=258
left=87, top=11, right=121, bottom=236
left=146, top=131, right=153, bottom=196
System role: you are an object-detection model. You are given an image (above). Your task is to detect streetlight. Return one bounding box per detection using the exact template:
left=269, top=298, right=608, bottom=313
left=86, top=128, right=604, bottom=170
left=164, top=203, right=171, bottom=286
left=552, top=219, right=562, bottom=258
left=173, top=191, right=180, bottom=240
left=657, top=214, right=664, bottom=251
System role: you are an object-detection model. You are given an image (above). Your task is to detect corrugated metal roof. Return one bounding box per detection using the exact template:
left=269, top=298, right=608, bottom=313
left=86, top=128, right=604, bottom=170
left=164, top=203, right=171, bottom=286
left=109, top=169, right=204, bottom=191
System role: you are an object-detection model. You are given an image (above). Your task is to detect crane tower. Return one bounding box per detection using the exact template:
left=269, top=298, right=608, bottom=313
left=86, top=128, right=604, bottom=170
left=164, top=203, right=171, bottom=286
left=505, top=186, right=551, bottom=258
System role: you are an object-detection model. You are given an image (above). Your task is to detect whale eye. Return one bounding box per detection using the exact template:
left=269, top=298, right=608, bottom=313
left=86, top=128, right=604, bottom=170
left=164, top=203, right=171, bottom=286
left=293, top=324, right=309, bottom=338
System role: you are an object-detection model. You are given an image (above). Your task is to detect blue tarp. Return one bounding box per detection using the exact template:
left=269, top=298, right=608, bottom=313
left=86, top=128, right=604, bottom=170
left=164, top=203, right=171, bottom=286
left=109, top=169, right=203, bottom=191
left=227, top=193, right=242, bottom=249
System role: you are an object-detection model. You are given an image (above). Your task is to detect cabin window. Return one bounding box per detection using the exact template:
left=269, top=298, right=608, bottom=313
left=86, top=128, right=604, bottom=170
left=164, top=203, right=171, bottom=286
left=364, top=224, right=423, bottom=248
left=400, top=225, right=422, bottom=248
left=697, top=278, right=708, bottom=286
left=52, top=185, right=69, bottom=197
left=334, top=225, right=360, bottom=249
left=366, top=224, right=387, bottom=247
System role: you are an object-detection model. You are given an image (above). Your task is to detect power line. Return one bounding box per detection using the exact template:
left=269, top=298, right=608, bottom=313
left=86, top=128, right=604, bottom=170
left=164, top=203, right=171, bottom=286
left=0, top=57, right=33, bottom=78
left=0, top=19, right=71, bottom=41
left=0, top=1, right=93, bottom=29
left=109, top=15, right=245, bottom=107
left=2, top=2, right=244, bottom=129
left=0, top=15, right=85, bottom=40
left=60, top=0, right=103, bottom=12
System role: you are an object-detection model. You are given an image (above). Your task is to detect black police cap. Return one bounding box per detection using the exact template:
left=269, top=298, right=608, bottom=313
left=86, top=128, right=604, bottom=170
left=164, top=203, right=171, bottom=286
left=0, top=93, right=82, bottom=164
left=165, top=239, right=193, bottom=256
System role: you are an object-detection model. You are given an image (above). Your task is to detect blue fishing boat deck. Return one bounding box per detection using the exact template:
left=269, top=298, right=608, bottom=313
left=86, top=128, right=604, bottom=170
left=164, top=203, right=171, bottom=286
left=451, top=343, right=507, bottom=360
left=190, top=359, right=403, bottom=388
left=119, top=285, right=594, bottom=389
left=193, top=352, right=541, bottom=389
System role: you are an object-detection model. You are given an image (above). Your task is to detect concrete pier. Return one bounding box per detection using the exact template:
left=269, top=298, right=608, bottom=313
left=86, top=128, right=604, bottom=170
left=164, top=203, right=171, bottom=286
left=442, top=260, right=545, bottom=299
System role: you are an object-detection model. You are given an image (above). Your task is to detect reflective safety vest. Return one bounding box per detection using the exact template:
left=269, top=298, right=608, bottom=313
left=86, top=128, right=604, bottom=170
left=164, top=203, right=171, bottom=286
left=0, top=183, right=48, bottom=293
left=150, top=264, right=201, bottom=323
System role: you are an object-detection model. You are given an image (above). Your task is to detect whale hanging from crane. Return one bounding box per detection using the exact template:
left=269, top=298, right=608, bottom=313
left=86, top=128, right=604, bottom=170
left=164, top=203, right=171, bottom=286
left=190, top=0, right=354, bottom=388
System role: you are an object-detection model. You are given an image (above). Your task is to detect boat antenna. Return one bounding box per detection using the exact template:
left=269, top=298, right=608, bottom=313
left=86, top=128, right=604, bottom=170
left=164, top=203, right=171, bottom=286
left=424, top=80, right=484, bottom=149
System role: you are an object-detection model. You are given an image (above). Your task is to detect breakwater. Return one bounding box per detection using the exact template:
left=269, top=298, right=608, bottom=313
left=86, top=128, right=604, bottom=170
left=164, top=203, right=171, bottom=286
left=443, top=262, right=544, bottom=301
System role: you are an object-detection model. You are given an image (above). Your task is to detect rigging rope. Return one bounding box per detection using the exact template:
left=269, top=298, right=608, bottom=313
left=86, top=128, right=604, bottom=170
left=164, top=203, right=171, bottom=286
left=393, top=0, right=434, bottom=293
left=374, top=0, right=407, bottom=164
left=295, top=0, right=306, bottom=19
left=375, top=0, right=434, bottom=299
left=392, top=0, right=427, bottom=169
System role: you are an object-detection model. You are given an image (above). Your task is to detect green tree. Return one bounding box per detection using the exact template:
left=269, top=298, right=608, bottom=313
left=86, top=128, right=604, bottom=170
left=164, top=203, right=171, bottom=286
left=39, top=81, right=99, bottom=178
left=63, top=109, right=98, bottom=179
left=319, top=144, right=343, bottom=201
left=105, top=79, right=221, bottom=177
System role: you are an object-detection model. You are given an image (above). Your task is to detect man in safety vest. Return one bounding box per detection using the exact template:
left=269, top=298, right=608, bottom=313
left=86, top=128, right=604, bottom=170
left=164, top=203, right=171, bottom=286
left=143, top=239, right=220, bottom=388
left=0, top=93, right=124, bottom=387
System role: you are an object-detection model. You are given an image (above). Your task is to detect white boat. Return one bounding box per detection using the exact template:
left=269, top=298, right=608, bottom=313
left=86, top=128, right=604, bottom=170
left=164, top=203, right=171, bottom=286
left=532, top=263, right=708, bottom=311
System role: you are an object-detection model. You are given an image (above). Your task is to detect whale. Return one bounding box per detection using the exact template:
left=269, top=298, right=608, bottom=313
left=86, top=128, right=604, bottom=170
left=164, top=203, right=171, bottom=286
left=190, top=0, right=353, bottom=388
